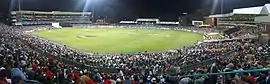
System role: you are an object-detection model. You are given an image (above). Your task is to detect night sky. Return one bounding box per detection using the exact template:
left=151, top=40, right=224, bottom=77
left=0, top=0, right=270, bottom=20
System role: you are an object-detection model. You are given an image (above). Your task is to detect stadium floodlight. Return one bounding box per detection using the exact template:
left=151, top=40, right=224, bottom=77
left=211, top=0, right=224, bottom=14
left=83, top=0, right=91, bottom=13
left=221, top=0, right=224, bottom=14
left=18, top=0, right=21, bottom=11
left=83, top=0, right=99, bottom=22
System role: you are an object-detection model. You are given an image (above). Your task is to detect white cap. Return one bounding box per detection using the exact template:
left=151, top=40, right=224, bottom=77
left=116, top=78, right=121, bottom=82
left=152, top=78, right=156, bottom=80
left=0, top=67, right=5, bottom=71
left=83, top=69, right=87, bottom=73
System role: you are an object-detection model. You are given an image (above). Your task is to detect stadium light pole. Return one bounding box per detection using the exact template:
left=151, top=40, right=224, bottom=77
left=18, top=0, right=21, bottom=11
left=91, top=0, right=99, bottom=23
left=83, top=0, right=97, bottom=23
left=18, top=0, right=23, bottom=27
left=92, top=3, right=95, bottom=23
left=221, top=0, right=224, bottom=14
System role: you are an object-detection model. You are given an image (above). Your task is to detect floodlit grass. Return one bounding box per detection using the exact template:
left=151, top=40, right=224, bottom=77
left=32, top=28, right=203, bottom=54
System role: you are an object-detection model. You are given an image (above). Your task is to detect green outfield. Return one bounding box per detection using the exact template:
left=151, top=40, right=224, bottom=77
left=32, top=28, right=203, bottom=53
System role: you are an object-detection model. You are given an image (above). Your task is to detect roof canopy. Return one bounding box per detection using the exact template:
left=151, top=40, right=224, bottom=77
left=209, top=3, right=270, bottom=18
left=119, top=21, right=136, bottom=24
left=157, top=22, right=179, bottom=25
left=120, top=18, right=179, bottom=25
left=261, top=4, right=270, bottom=14
left=136, top=18, right=160, bottom=22
left=11, top=10, right=91, bottom=15
left=233, top=6, right=264, bottom=14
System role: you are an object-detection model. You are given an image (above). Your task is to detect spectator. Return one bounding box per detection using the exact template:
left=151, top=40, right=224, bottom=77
left=0, top=68, right=10, bottom=84
left=0, top=23, right=269, bottom=84
left=11, top=62, right=26, bottom=81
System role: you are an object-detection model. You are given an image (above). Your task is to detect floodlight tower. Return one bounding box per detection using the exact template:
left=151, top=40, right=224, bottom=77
left=18, top=0, right=23, bottom=27
left=18, top=0, right=21, bottom=11
left=83, top=0, right=96, bottom=23
left=221, top=0, right=224, bottom=14
left=92, top=3, right=95, bottom=23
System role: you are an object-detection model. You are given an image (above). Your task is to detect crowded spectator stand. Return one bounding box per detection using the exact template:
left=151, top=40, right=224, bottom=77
left=0, top=23, right=270, bottom=84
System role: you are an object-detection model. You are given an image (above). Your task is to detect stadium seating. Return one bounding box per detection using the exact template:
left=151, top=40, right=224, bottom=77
left=0, top=23, right=269, bottom=84
left=223, top=27, right=241, bottom=37
left=59, top=22, right=73, bottom=27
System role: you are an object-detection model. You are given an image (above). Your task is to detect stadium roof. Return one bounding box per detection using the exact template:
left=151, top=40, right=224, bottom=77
left=209, top=3, right=270, bottom=18
left=119, top=21, right=136, bottom=24
left=261, top=4, right=270, bottom=14
left=232, top=6, right=264, bottom=14
left=11, top=10, right=91, bottom=15
left=120, top=18, right=179, bottom=25
left=136, top=18, right=160, bottom=22
left=209, top=13, right=234, bottom=18
left=157, top=22, right=179, bottom=25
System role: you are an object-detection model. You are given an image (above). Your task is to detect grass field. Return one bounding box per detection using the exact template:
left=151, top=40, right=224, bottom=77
left=32, top=28, right=203, bottom=54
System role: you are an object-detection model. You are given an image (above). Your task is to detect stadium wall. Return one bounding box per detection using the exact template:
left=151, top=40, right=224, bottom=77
left=255, top=16, right=270, bottom=23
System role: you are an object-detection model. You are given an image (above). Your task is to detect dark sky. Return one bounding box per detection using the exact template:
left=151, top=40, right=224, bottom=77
left=0, top=0, right=270, bottom=20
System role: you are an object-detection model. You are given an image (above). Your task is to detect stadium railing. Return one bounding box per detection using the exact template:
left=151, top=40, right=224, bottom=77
left=167, top=68, right=270, bottom=83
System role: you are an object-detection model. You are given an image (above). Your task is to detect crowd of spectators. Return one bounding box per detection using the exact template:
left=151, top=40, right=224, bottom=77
left=203, top=34, right=226, bottom=40
left=230, top=27, right=262, bottom=39
left=174, top=39, right=270, bottom=84
left=0, top=23, right=169, bottom=84
left=20, top=25, right=232, bottom=69
left=0, top=23, right=270, bottom=84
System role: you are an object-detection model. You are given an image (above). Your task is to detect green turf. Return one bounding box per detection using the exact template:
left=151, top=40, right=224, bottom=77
left=32, top=28, right=203, bottom=54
